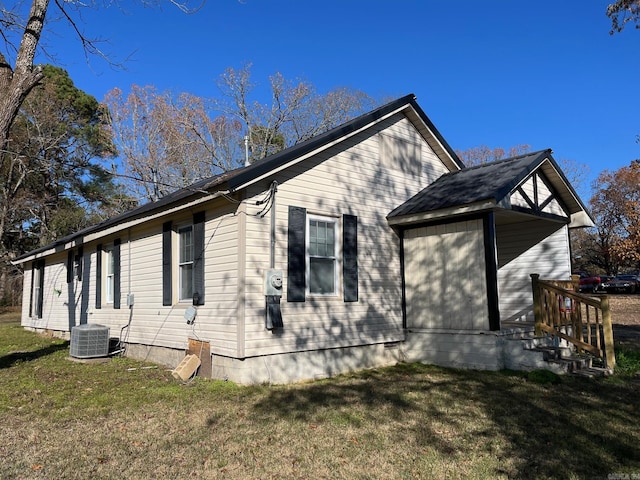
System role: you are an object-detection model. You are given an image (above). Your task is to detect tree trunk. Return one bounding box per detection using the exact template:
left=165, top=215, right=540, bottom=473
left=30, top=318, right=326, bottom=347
left=0, top=0, right=49, bottom=155
left=0, top=0, right=49, bottom=265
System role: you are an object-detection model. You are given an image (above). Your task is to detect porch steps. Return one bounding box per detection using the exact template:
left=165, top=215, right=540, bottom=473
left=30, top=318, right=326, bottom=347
left=504, top=335, right=608, bottom=377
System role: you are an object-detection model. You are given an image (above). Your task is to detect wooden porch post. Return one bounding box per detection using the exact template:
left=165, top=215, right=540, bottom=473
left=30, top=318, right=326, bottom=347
left=531, top=274, right=542, bottom=336
left=483, top=212, right=500, bottom=331
left=600, top=296, right=616, bottom=370
left=571, top=274, right=580, bottom=292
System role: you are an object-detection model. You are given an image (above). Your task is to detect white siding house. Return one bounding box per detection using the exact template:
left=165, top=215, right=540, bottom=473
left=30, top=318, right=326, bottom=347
left=14, top=94, right=593, bottom=383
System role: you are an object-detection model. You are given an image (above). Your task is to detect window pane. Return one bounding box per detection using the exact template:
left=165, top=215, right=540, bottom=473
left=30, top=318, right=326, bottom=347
left=309, top=257, right=335, bottom=294
left=107, top=249, right=114, bottom=275
left=106, top=276, right=114, bottom=303
left=179, top=225, right=194, bottom=301
left=307, top=217, right=337, bottom=295
left=317, top=221, right=326, bottom=242
left=105, top=248, right=114, bottom=303
left=33, top=272, right=41, bottom=316
left=180, top=264, right=193, bottom=300
left=309, top=220, right=317, bottom=240
left=309, top=220, right=317, bottom=256
left=326, top=223, right=335, bottom=255
left=180, top=227, right=193, bottom=263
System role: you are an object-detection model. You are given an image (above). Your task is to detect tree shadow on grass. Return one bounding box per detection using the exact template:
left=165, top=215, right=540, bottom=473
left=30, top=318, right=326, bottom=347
left=247, top=363, right=640, bottom=479
left=0, top=341, right=69, bottom=369
left=429, top=368, right=640, bottom=479
left=614, top=324, right=640, bottom=350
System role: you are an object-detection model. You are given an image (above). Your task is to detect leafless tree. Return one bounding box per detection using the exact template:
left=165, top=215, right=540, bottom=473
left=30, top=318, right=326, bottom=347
left=104, top=85, right=243, bottom=202
left=215, top=64, right=378, bottom=163
left=106, top=65, right=378, bottom=203
left=0, top=0, right=201, bottom=304
left=607, top=0, right=640, bottom=33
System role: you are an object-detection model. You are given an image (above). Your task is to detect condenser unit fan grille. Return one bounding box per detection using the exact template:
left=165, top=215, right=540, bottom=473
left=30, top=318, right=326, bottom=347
left=70, top=324, right=110, bottom=358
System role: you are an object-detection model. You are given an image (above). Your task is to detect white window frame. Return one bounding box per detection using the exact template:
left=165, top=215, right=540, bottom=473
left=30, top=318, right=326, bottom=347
left=104, top=246, right=114, bottom=304
left=306, top=214, right=340, bottom=297
left=32, top=263, right=43, bottom=318
left=178, top=224, right=194, bottom=302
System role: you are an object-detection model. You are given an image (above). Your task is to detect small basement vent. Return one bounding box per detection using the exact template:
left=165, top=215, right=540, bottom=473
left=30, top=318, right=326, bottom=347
left=70, top=324, right=110, bottom=359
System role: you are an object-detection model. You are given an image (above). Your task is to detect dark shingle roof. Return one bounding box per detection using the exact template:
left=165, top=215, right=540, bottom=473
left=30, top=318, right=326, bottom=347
left=226, top=93, right=463, bottom=190
left=388, top=149, right=553, bottom=218
left=15, top=94, right=461, bottom=262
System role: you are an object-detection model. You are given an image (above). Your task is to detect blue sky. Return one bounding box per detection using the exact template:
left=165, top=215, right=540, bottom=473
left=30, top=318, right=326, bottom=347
left=35, top=0, right=639, bottom=200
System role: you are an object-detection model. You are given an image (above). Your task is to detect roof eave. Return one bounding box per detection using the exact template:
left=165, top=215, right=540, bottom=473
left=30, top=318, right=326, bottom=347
left=12, top=188, right=231, bottom=265
left=569, top=211, right=595, bottom=229
left=406, top=97, right=465, bottom=172
left=387, top=199, right=498, bottom=227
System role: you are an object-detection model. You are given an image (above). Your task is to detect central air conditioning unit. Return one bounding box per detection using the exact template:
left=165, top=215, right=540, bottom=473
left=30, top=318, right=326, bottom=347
left=70, top=324, right=110, bottom=359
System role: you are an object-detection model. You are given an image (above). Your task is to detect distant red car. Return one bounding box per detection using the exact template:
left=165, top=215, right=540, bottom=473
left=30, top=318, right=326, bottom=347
left=576, top=272, right=602, bottom=293
left=600, top=274, right=639, bottom=294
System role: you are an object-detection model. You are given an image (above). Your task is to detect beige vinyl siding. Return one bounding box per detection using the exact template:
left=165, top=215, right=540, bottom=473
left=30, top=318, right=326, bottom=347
left=21, top=252, right=76, bottom=332
left=20, top=266, right=31, bottom=323
left=240, top=113, right=451, bottom=357
left=17, top=110, right=454, bottom=362
left=84, top=197, right=241, bottom=356
left=404, top=220, right=489, bottom=331
left=83, top=235, right=130, bottom=335
left=497, top=221, right=571, bottom=323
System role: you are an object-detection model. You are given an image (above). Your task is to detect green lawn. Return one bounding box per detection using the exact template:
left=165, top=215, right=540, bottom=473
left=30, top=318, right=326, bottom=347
left=0, top=321, right=639, bottom=479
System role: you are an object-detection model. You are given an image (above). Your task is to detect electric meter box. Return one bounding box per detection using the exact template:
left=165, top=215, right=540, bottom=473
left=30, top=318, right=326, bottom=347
left=264, top=270, right=283, bottom=296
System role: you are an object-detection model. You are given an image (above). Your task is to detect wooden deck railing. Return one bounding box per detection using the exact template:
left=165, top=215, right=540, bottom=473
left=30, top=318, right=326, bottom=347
left=530, top=274, right=616, bottom=370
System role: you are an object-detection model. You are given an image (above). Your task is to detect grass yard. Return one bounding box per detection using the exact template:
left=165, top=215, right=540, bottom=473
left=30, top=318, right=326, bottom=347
left=0, top=316, right=639, bottom=479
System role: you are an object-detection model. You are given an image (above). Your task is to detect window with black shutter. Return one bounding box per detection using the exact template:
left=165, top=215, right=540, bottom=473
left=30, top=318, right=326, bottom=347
left=30, top=259, right=45, bottom=318
left=287, top=206, right=358, bottom=303
left=162, top=221, right=172, bottom=306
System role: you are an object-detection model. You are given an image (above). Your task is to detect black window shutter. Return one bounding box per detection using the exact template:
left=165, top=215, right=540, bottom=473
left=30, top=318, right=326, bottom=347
left=162, top=221, right=172, bottom=306
left=193, top=211, right=205, bottom=306
left=29, top=261, right=35, bottom=317
left=36, top=260, right=45, bottom=318
left=343, top=214, right=358, bottom=302
left=67, top=250, right=74, bottom=284
left=95, top=244, right=102, bottom=309
left=287, top=206, right=306, bottom=302
left=113, top=239, right=121, bottom=309
left=76, top=246, right=83, bottom=281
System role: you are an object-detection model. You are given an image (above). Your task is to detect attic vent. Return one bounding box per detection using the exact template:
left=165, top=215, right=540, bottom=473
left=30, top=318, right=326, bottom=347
left=70, top=324, right=110, bottom=359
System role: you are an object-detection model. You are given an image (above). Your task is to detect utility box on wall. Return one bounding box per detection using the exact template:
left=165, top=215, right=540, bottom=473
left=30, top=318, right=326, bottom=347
left=265, top=270, right=283, bottom=330
left=264, top=270, right=283, bottom=296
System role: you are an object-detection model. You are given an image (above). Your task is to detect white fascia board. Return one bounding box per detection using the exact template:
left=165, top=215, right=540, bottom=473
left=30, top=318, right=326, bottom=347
left=82, top=192, right=228, bottom=243
left=387, top=200, right=497, bottom=227
left=406, top=108, right=462, bottom=173
left=12, top=246, right=59, bottom=264
left=569, top=211, right=595, bottom=228
left=12, top=190, right=230, bottom=265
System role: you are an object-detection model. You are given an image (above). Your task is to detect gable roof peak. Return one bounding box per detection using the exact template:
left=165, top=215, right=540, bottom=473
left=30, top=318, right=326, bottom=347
left=458, top=148, right=552, bottom=172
